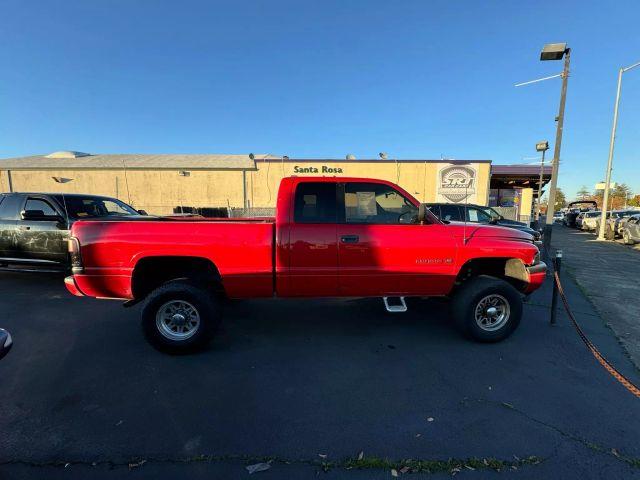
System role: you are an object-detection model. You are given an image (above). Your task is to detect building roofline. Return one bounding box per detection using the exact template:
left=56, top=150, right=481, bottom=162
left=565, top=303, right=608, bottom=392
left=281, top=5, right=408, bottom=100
left=255, top=158, right=492, bottom=164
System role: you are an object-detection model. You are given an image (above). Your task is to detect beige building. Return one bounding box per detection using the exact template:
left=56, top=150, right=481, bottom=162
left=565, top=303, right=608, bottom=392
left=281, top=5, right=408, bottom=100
left=0, top=151, right=547, bottom=221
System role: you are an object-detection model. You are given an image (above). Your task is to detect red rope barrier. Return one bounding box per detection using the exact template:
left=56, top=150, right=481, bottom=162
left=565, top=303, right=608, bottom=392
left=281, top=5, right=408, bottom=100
left=553, top=271, right=640, bottom=399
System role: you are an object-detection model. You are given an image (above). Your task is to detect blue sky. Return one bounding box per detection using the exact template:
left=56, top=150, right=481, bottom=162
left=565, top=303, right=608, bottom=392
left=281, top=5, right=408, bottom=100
left=1, top=0, right=639, bottom=200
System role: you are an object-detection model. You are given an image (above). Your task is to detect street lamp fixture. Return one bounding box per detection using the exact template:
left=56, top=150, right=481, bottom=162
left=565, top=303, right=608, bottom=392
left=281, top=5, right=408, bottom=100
left=540, top=43, right=568, bottom=61
left=52, top=176, right=73, bottom=184
left=597, top=60, right=640, bottom=240
left=535, top=141, right=549, bottom=152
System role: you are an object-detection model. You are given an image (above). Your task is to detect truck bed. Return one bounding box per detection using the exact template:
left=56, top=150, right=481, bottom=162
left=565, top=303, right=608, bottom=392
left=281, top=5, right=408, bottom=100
left=72, top=218, right=275, bottom=299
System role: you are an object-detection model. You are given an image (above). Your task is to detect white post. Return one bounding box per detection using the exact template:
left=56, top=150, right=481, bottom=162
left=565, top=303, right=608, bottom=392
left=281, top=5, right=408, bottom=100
left=598, top=61, right=640, bottom=240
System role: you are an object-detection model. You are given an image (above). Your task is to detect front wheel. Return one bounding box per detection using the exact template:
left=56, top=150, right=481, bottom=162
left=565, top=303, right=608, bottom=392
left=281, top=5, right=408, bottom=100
left=141, top=280, right=221, bottom=354
left=623, top=230, right=635, bottom=245
left=451, top=276, right=523, bottom=342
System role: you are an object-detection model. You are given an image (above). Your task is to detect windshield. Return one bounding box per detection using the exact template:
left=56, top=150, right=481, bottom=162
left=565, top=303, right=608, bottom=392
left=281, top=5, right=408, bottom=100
left=479, top=206, right=501, bottom=220
left=53, top=195, right=139, bottom=219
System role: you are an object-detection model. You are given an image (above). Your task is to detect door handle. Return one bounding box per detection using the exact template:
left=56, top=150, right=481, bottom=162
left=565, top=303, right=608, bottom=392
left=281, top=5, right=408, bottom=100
left=18, top=225, right=30, bottom=231
left=340, top=235, right=359, bottom=244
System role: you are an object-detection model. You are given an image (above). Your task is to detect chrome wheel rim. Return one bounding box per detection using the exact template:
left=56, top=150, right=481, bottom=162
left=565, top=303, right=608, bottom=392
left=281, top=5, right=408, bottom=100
left=474, top=294, right=510, bottom=332
left=155, top=300, right=200, bottom=341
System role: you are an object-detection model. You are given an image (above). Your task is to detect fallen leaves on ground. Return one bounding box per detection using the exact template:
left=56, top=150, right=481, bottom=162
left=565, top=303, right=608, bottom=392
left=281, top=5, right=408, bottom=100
left=246, top=462, right=272, bottom=474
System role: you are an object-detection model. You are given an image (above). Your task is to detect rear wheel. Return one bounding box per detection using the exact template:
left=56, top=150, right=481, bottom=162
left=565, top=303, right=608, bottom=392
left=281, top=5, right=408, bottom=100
left=451, top=276, right=523, bottom=342
left=141, top=280, right=221, bottom=354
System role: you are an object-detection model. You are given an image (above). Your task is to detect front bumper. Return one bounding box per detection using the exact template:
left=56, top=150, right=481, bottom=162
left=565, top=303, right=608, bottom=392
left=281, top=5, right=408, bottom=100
left=65, top=276, right=85, bottom=297
left=524, top=261, right=547, bottom=293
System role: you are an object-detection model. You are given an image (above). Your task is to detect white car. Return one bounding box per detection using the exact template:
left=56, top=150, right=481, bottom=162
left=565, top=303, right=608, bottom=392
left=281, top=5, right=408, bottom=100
left=580, top=211, right=601, bottom=231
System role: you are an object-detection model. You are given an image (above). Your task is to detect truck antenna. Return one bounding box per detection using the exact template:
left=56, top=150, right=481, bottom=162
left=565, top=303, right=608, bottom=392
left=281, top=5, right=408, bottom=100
left=463, top=183, right=468, bottom=245
left=121, top=158, right=132, bottom=205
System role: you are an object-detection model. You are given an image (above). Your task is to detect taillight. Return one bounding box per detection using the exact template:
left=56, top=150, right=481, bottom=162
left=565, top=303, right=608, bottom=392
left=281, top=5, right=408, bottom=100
left=68, top=237, right=84, bottom=273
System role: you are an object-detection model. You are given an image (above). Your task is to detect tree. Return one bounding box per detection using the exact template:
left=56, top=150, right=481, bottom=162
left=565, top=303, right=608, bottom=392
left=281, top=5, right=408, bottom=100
left=596, top=184, right=634, bottom=210
left=577, top=185, right=590, bottom=200
left=554, top=188, right=567, bottom=211
left=629, top=195, right=640, bottom=207
left=611, top=183, right=632, bottom=209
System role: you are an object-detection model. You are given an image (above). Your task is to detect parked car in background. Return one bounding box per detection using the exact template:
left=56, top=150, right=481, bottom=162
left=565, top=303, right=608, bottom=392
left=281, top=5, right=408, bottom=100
left=553, top=212, right=564, bottom=223
left=596, top=210, right=638, bottom=239
left=622, top=214, right=640, bottom=245
left=425, top=203, right=541, bottom=240
left=0, top=192, right=144, bottom=271
left=609, top=210, right=640, bottom=239
left=563, top=201, right=598, bottom=228
left=580, top=211, right=601, bottom=232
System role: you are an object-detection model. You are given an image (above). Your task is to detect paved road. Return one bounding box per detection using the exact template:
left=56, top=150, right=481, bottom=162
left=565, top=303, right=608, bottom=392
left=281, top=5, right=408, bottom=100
left=0, top=269, right=639, bottom=479
left=550, top=224, right=640, bottom=369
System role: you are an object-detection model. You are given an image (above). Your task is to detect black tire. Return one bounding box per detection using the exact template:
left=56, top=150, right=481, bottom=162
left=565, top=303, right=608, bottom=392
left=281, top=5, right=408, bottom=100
left=451, top=275, right=523, bottom=342
left=141, top=280, right=221, bottom=354
left=623, top=230, right=635, bottom=245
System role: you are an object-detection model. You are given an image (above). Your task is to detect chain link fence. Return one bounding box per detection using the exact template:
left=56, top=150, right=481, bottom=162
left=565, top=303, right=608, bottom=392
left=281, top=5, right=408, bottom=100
left=228, top=207, right=276, bottom=218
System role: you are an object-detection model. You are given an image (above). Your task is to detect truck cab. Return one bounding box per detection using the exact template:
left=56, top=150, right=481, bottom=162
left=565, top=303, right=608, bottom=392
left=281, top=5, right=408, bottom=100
left=0, top=192, right=141, bottom=270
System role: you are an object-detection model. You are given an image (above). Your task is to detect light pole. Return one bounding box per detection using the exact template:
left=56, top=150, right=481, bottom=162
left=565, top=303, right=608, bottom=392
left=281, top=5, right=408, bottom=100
left=597, top=60, right=640, bottom=240
left=540, top=43, right=571, bottom=251
left=535, top=140, right=549, bottom=226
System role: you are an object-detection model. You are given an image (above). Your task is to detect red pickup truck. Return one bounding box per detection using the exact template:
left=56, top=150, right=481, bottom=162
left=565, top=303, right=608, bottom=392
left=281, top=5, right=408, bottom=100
left=65, top=177, right=546, bottom=353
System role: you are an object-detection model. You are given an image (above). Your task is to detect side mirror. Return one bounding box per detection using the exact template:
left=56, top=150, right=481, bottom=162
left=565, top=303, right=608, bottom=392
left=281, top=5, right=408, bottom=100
left=418, top=204, right=426, bottom=224
left=21, top=210, right=63, bottom=222
left=137, top=209, right=148, bottom=215
left=0, top=329, right=12, bottom=360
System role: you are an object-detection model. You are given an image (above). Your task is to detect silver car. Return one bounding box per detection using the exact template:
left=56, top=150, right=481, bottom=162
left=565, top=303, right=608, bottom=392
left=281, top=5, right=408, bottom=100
left=622, top=214, right=640, bottom=245
left=600, top=210, right=637, bottom=239
left=614, top=211, right=640, bottom=238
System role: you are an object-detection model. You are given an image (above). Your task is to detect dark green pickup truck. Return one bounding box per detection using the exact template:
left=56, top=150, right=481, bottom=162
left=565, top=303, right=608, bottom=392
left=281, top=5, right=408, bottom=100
left=0, top=193, right=142, bottom=270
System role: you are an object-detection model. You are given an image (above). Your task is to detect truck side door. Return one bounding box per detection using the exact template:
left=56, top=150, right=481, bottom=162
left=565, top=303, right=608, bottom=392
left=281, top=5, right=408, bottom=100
left=0, top=194, right=21, bottom=260
left=16, top=196, right=69, bottom=265
left=283, top=182, right=339, bottom=297
left=337, top=182, right=458, bottom=296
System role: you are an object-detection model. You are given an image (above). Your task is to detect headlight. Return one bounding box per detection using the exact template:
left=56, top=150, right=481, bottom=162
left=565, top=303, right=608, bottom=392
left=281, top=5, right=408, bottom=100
left=533, top=251, right=540, bottom=265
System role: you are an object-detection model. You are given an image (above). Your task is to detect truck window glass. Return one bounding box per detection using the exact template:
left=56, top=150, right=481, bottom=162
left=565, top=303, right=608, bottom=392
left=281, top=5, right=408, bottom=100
left=0, top=195, right=21, bottom=220
left=344, top=182, right=417, bottom=224
left=293, top=183, right=337, bottom=223
left=25, top=198, right=58, bottom=216
left=53, top=196, right=139, bottom=218
left=440, top=204, right=461, bottom=222
left=465, top=207, right=491, bottom=223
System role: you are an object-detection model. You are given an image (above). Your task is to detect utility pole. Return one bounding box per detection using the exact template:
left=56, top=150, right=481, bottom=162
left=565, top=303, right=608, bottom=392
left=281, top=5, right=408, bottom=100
left=597, top=60, right=640, bottom=240
left=543, top=48, right=571, bottom=251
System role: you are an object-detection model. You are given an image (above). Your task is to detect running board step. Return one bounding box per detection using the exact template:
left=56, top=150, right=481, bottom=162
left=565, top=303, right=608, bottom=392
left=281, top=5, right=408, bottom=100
left=383, top=296, right=407, bottom=313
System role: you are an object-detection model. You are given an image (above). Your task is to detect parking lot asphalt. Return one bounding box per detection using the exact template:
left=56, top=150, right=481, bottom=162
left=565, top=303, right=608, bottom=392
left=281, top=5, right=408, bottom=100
left=550, top=224, right=640, bottom=369
left=1, top=268, right=640, bottom=479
